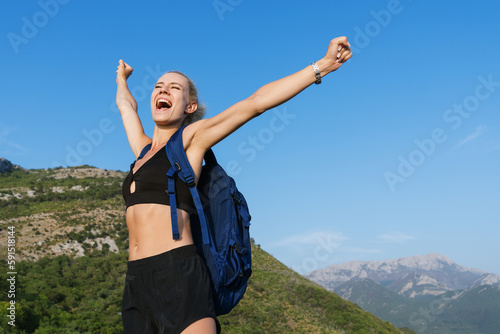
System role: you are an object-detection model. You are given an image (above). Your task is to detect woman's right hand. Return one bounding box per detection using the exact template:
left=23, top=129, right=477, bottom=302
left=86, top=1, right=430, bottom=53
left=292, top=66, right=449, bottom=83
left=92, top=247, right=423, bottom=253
left=116, top=59, right=133, bottom=81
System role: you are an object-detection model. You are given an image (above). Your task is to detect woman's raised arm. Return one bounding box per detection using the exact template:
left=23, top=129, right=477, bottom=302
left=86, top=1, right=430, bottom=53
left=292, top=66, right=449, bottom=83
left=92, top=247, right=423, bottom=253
left=188, top=36, right=352, bottom=151
left=116, top=59, right=151, bottom=158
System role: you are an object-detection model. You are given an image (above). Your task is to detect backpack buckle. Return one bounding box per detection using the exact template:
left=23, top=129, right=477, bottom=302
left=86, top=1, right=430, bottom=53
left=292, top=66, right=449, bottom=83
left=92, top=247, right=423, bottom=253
left=231, top=241, right=244, bottom=255
left=232, top=193, right=242, bottom=204
left=185, top=175, right=196, bottom=188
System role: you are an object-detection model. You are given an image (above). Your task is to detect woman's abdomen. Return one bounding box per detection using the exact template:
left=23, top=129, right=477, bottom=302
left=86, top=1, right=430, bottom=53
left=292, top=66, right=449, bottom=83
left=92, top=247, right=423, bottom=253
left=126, top=204, right=194, bottom=261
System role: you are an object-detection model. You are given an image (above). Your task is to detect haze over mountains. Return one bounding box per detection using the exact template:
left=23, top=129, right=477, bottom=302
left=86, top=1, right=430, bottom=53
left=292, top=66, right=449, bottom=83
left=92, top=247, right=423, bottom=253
left=305, top=253, right=500, bottom=333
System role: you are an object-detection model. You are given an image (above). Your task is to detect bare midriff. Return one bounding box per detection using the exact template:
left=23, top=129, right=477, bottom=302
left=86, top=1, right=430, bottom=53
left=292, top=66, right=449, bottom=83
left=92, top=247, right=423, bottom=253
left=126, top=203, right=194, bottom=261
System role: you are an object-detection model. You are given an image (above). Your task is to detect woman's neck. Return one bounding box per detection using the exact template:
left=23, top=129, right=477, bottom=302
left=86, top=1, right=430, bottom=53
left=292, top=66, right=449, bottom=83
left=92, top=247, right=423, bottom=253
left=151, top=124, right=180, bottom=150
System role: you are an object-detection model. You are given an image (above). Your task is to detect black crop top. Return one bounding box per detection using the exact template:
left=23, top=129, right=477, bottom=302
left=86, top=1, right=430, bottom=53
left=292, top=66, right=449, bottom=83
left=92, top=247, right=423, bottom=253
left=122, top=145, right=195, bottom=213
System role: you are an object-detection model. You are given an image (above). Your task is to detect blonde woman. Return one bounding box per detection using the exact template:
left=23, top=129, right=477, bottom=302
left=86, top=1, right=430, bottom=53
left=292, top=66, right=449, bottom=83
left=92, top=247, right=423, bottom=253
left=116, top=36, right=352, bottom=334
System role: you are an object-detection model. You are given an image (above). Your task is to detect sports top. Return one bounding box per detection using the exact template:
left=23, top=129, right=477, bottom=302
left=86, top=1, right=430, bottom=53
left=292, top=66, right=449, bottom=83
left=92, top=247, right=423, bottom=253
left=122, top=145, right=195, bottom=213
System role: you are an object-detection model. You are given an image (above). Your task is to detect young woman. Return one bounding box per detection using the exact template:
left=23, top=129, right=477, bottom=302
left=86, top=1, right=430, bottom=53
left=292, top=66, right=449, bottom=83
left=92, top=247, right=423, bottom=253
left=116, top=36, right=352, bottom=334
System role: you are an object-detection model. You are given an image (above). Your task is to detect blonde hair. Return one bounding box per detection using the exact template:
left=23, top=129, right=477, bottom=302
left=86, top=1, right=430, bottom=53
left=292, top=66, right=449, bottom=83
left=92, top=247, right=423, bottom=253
left=167, top=71, right=206, bottom=126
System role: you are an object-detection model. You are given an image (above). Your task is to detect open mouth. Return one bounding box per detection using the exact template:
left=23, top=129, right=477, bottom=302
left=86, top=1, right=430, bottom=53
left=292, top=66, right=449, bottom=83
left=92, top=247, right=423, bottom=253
left=156, top=98, right=172, bottom=111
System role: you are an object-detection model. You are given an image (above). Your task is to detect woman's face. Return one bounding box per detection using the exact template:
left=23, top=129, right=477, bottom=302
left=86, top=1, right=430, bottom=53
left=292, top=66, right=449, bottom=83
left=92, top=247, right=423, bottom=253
left=150, top=72, right=193, bottom=126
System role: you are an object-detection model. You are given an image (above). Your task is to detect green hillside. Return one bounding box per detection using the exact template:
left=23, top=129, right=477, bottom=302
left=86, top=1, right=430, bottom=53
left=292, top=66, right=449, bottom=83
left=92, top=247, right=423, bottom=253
left=335, top=278, right=420, bottom=326
left=220, top=243, right=401, bottom=333
left=424, top=285, right=500, bottom=334
left=0, top=165, right=406, bottom=333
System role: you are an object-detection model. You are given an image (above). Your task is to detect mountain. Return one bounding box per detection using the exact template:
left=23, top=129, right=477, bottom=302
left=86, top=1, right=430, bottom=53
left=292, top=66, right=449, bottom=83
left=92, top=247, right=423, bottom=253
left=305, top=255, right=500, bottom=333
left=0, top=157, right=24, bottom=173
left=471, top=273, right=500, bottom=287
left=335, top=278, right=417, bottom=320
left=0, top=162, right=408, bottom=333
left=426, top=285, right=500, bottom=334
left=304, top=253, right=498, bottom=298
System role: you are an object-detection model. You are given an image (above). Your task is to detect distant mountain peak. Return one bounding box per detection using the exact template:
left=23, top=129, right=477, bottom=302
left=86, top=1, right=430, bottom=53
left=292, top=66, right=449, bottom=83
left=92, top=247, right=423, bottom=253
left=305, top=253, right=495, bottom=299
left=309, top=253, right=481, bottom=276
left=423, top=252, right=453, bottom=262
left=395, top=253, right=456, bottom=270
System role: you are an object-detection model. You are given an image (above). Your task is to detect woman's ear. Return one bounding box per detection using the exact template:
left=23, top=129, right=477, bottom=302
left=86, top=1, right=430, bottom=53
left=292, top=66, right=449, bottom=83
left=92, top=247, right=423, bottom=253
left=185, top=101, right=197, bottom=115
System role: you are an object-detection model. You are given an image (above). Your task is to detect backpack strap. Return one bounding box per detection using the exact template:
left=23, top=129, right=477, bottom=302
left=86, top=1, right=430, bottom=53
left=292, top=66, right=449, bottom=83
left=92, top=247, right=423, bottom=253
left=138, top=143, right=152, bottom=160
left=165, top=126, right=210, bottom=244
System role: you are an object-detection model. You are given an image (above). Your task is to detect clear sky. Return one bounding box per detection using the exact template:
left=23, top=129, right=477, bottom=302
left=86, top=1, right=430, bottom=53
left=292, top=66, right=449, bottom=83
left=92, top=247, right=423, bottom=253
left=1, top=0, right=499, bottom=275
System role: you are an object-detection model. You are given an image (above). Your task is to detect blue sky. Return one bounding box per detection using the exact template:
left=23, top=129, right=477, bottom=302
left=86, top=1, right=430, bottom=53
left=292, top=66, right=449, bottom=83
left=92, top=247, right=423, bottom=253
left=1, top=0, right=499, bottom=275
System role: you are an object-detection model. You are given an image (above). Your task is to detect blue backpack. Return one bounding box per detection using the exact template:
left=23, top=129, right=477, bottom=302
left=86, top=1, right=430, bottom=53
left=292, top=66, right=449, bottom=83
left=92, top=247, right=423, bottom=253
left=163, top=125, right=252, bottom=316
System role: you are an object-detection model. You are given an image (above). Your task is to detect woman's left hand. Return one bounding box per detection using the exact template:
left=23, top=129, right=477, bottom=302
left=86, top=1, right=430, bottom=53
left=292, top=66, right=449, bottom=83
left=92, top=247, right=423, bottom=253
left=323, top=36, right=352, bottom=73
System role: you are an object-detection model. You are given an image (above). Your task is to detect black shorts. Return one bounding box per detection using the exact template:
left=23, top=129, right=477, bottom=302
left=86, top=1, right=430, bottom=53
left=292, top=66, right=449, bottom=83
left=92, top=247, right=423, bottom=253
left=122, top=245, right=221, bottom=334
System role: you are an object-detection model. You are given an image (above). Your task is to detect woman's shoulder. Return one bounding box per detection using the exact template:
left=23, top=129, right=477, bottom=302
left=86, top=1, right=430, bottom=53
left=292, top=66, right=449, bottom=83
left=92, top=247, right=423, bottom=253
left=181, top=120, right=212, bottom=166
left=182, top=119, right=210, bottom=145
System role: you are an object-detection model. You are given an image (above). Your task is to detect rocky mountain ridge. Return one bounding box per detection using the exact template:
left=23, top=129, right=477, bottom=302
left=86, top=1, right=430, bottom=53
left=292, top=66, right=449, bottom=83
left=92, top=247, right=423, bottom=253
left=305, top=253, right=499, bottom=298
left=0, top=157, right=23, bottom=173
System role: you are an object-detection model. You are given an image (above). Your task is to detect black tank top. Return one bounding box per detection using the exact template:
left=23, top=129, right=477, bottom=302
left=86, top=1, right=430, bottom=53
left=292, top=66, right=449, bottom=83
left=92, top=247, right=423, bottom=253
left=122, top=146, right=195, bottom=213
